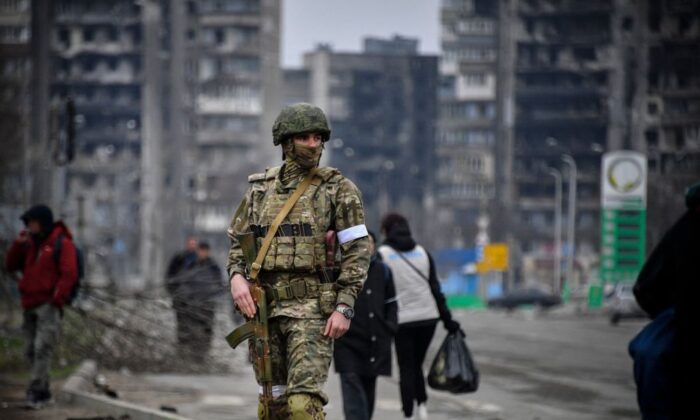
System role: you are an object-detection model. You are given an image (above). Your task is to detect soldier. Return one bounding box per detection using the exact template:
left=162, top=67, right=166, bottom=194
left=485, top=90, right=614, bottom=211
left=227, top=103, right=370, bottom=419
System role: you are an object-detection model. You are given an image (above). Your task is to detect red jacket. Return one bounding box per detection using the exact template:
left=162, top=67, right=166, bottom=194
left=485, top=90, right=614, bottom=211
left=5, top=222, right=78, bottom=309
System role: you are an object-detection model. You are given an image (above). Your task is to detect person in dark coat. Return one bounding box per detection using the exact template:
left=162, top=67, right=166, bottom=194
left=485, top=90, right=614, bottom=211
left=165, top=237, right=198, bottom=288
left=5, top=205, right=78, bottom=407
left=166, top=241, right=224, bottom=362
left=334, top=231, right=398, bottom=420
left=632, top=181, right=700, bottom=420
left=378, top=213, right=461, bottom=420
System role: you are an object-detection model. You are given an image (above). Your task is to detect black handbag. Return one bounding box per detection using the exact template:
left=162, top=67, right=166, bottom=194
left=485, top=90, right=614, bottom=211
left=428, top=330, right=480, bottom=393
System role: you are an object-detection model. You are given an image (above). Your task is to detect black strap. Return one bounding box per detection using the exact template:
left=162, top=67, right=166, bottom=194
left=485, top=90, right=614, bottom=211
left=53, top=234, right=64, bottom=267
left=250, top=223, right=313, bottom=238
left=388, top=245, right=430, bottom=283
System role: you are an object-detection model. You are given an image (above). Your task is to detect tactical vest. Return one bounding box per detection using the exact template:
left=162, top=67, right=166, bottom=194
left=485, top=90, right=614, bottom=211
left=248, top=166, right=342, bottom=274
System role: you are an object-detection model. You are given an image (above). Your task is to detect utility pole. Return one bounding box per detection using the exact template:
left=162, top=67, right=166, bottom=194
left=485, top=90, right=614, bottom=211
left=165, top=0, right=188, bottom=259
left=497, top=0, right=516, bottom=291
left=561, top=154, right=577, bottom=290
left=548, top=167, right=562, bottom=295
left=140, top=0, right=164, bottom=289
left=30, top=0, right=51, bottom=205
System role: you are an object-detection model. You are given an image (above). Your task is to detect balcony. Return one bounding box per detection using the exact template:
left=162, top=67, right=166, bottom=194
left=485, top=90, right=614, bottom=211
left=516, top=85, right=607, bottom=99
left=517, top=0, right=612, bottom=16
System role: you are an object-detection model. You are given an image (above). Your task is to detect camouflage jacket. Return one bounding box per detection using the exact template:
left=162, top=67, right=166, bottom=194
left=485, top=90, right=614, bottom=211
left=227, top=165, right=370, bottom=318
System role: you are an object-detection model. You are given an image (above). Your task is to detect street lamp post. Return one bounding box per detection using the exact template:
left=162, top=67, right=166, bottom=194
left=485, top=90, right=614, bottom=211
left=561, top=154, right=577, bottom=291
left=548, top=167, right=562, bottom=295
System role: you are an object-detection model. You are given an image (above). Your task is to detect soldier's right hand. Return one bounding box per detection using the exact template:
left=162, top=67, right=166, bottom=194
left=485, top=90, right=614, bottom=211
left=230, top=273, right=256, bottom=318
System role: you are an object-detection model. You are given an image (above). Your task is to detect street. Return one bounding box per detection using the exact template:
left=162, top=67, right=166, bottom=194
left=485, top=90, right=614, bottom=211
left=116, top=308, right=644, bottom=420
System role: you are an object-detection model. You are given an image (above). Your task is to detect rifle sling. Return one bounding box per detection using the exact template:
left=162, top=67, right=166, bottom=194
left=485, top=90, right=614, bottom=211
left=249, top=168, right=318, bottom=281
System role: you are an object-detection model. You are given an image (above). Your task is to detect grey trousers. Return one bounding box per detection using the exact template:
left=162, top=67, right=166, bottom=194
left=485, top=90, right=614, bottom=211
left=23, top=303, right=61, bottom=391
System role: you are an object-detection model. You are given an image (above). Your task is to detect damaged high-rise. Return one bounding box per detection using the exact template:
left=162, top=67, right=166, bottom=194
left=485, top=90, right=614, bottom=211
left=3, top=0, right=280, bottom=287
left=185, top=0, right=281, bottom=258
left=499, top=0, right=700, bottom=285
left=0, top=0, right=31, bottom=225
left=302, top=38, right=438, bottom=238
left=635, top=0, right=700, bottom=245
left=437, top=0, right=500, bottom=248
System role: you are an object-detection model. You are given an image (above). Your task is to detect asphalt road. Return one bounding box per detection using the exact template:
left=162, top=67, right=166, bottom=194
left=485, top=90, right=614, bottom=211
left=131, top=308, right=645, bottom=420
left=451, top=308, right=644, bottom=419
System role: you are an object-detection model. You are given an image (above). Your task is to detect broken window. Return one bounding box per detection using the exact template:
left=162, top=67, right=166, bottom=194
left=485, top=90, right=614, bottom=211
left=83, top=27, right=95, bottom=42
left=573, top=47, right=596, bottom=61
left=645, top=129, right=659, bottom=148
left=647, top=101, right=659, bottom=115
left=622, top=16, right=634, bottom=31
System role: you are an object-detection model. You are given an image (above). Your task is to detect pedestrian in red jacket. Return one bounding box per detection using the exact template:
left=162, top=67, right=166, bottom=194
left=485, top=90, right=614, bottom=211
left=5, top=204, right=78, bottom=408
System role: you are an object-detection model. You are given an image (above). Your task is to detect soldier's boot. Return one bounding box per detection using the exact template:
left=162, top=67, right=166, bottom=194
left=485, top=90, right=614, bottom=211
left=259, top=396, right=289, bottom=420
left=288, top=393, right=324, bottom=420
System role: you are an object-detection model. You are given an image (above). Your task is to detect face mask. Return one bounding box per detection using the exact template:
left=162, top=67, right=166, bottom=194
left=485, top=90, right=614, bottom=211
left=292, top=143, right=323, bottom=169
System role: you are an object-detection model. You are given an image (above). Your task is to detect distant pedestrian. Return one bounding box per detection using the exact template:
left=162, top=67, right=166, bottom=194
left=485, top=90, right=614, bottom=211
left=378, top=213, right=461, bottom=420
left=165, top=237, right=198, bottom=285
left=334, top=231, right=398, bottom=420
left=166, top=240, right=224, bottom=362
left=631, top=181, right=700, bottom=419
left=5, top=204, right=79, bottom=408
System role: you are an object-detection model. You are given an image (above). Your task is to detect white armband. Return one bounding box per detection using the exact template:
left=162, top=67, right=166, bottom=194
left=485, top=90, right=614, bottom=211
left=337, top=224, right=369, bottom=245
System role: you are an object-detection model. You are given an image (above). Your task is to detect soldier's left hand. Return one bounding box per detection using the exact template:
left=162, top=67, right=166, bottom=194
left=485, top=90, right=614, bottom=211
left=323, top=312, right=350, bottom=339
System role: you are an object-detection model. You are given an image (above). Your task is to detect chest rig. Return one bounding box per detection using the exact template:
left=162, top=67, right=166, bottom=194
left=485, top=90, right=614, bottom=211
left=248, top=166, right=341, bottom=275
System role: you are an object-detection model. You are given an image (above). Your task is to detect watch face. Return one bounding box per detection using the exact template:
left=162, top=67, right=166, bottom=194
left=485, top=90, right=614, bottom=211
left=344, top=307, right=354, bottom=319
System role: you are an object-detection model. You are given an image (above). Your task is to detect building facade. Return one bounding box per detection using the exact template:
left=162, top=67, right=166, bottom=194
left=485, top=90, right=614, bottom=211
left=437, top=0, right=500, bottom=248
left=635, top=0, right=700, bottom=247
left=303, top=38, right=438, bottom=239
left=0, top=0, right=31, bottom=231
left=500, top=0, right=700, bottom=286
left=188, top=0, right=281, bottom=260
left=2, top=0, right=280, bottom=287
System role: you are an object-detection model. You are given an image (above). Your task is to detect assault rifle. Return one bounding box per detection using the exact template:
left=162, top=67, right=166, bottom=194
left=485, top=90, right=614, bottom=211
left=226, top=231, right=273, bottom=418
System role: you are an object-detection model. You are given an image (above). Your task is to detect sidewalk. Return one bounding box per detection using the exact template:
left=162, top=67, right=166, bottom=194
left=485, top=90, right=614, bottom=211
left=129, top=367, right=492, bottom=420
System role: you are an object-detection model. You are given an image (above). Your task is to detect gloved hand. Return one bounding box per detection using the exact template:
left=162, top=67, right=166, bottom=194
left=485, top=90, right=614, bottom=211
left=444, top=319, right=461, bottom=334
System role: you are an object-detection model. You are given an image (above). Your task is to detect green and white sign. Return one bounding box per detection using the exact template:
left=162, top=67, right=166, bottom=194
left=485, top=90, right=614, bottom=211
left=599, top=151, right=647, bottom=284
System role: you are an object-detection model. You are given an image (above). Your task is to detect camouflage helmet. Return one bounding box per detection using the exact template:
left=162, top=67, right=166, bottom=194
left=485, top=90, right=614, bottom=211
left=272, top=103, right=331, bottom=146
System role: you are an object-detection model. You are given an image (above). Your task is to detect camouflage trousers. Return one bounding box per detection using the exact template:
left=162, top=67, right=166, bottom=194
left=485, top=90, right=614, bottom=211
left=250, top=316, right=332, bottom=419
left=23, top=303, right=61, bottom=392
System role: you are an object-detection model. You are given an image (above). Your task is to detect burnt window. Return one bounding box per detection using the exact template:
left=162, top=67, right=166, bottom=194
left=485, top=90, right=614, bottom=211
left=648, top=74, right=658, bottom=90
left=622, top=16, right=633, bottom=31
left=573, top=47, right=596, bottom=61
left=679, top=15, right=691, bottom=36
left=214, top=28, right=224, bottom=45
left=648, top=0, right=661, bottom=32
left=675, top=128, right=685, bottom=149
left=647, top=101, right=659, bottom=115
left=645, top=129, right=658, bottom=148
left=83, top=27, right=95, bottom=42
left=58, top=28, right=69, bottom=45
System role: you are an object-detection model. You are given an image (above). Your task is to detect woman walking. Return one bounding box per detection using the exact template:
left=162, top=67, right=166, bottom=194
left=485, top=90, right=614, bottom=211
left=334, top=231, right=398, bottom=419
left=378, top=213, right=461, bottom=420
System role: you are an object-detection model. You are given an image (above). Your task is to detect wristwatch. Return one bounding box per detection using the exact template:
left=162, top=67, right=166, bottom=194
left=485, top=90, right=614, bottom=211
left=335, top=304, right=354, bottom=320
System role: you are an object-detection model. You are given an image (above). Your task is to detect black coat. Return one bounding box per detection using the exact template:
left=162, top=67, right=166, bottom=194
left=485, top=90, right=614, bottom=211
left=633, top=206, right=700, bottom=418
left=167, top=256, right=224, bottom=305
left=334, top=256, right=398, bottom=377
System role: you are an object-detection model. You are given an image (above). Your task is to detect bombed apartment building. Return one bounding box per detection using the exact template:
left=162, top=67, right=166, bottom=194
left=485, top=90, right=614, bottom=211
left=437, top=0, right=500, bottom=248
left=639, top=0, right=700, bottom=246
left=187, top=0, right=281, bottom=259
left=302, top=37, right=438, bottom=239
left=49, top=0, right=146, bottom=282
left=5, top=0, right=280, bottom=286
left=500, top=0, right=700, bottom=286
left=0, top=0, right=31, bottom=228
left=499, top=0, right=629, bottom=285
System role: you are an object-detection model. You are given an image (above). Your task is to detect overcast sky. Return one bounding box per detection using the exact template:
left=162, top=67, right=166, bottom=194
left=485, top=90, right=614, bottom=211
left=282, top=0, right=440, bottom=67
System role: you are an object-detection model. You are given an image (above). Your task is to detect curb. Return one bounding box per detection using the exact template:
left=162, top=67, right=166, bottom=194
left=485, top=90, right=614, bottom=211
left=61, top=360, right=191, bottom=420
